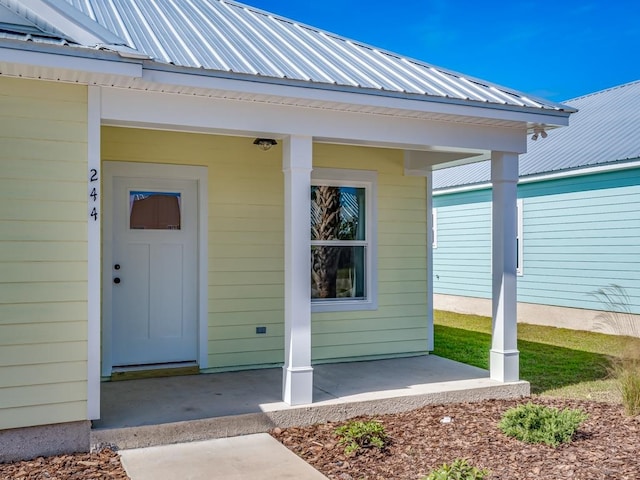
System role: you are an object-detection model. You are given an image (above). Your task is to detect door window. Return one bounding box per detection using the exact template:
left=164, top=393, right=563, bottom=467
left=129, top=191, right=181, bottom=230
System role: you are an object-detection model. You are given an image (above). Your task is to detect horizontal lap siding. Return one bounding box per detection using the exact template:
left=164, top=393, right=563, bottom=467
left=433, top=168, right=640, bottom=315
left=102, top=131, right=429, bottom=369
left=518, top=169, right=640, bottom=314
left=0, top=78, right=88, bottom=430
left=433, top=190, right=492, bottom=298
left=312, top=145, right=428, bottom=361
left=102, top=129, right=285, bottom=370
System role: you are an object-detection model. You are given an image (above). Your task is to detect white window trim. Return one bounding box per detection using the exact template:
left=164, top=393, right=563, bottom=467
left=311, top=168, right=378, bottom=313
left=517, top=198, right=524, bottom=276
left=432, top=208, right=438, bottom=249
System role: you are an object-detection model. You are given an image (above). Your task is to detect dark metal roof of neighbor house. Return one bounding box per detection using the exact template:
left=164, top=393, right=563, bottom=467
left=433, top=80, right=640, bottom=190
left=1, top=0, right=572, bottom=114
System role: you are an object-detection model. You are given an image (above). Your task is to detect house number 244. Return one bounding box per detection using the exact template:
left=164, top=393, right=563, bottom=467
left=89, top=168, right=98, bottom=221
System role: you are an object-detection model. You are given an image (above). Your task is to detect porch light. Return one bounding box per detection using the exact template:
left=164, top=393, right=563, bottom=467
left=253, top=138, right=278, bottom=151
left=531, top=127, right=548, bottom=141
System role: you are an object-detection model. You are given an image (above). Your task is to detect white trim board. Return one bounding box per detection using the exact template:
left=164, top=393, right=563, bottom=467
left=101, top=162, right=209, bottom=377
left=99, top=87, right=529, bottom=154
left=87, top=86, right=101, bottom=420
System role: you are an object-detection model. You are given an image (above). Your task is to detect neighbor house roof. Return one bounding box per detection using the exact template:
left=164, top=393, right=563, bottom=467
left=0, top=0, right=572, bottom=116
left=433, top=80, right=640, bottom=191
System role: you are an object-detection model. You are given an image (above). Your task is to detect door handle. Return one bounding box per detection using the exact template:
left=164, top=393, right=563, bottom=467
left=114, top=277, right=121, bottom=285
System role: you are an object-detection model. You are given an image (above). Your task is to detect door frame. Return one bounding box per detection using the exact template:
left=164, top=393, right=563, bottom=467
left=101, top=161, right=208, bottom=376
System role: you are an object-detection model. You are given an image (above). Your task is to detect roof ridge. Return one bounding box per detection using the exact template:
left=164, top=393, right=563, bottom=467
left=566, top=79, right=640, bottom=103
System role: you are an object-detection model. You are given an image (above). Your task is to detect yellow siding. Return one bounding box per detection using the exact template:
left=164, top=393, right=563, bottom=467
left=102, top=128, right=428, bottom=370
left=0, top=77, right=88, bottom=430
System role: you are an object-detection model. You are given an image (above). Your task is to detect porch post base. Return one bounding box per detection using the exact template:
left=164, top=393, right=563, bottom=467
left=282, top=366, right=314, bottom=406
left=490, top=349, right=519, bottom=383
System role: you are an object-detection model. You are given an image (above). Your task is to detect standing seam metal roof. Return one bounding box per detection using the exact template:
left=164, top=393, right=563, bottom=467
left=46, top=0, right=571, bottom=112
left=432, top=80, right=640, bottom=190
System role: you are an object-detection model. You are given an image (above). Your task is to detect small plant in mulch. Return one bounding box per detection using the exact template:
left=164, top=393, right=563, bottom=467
left=422, top=458, right=490, bottom=480
left=499, top=402, right=588, bottom=447
left=334, top=419, right=388, bottom=455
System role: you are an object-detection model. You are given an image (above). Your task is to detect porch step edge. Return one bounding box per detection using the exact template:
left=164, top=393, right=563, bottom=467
left=91, top=381, right=529, bottom=450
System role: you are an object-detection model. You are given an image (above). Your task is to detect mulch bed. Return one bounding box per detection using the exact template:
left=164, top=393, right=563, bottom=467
left=1, top=398, right=638, bottom=479
left=271, top=397, right=640, bottom=479
left=0, top=448, right=128, bottom=480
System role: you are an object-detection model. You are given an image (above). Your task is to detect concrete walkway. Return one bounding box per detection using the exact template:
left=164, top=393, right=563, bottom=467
left=119, top=433, right=328, bottom=480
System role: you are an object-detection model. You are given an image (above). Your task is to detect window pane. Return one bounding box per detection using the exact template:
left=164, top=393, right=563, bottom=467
left=130, top=191, right=181, bottom=230
left=311, top=246, right=365, bottom=299
left=311, top=186, right=365, bottom=241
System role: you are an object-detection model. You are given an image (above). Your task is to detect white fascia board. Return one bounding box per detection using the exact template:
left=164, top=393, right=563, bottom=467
left=433, top=182, right=492, bottom=195
left=16, top=0, right=126, bottom=45
left=101, top=86, right=527, bottom=153
left=142, top=67, right=572, bottom=128
left=0, top=45, right=142, bottom=78
left=433, top=158, right=640, bottom=196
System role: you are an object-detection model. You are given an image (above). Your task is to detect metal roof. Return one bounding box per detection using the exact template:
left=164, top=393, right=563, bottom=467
left=433, top=80, right=640, bottom=190
left=0, top=0, right=568, bottom=113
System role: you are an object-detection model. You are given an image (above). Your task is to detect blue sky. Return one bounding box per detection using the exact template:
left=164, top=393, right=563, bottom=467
left=247, top=0, right=639, bottom=103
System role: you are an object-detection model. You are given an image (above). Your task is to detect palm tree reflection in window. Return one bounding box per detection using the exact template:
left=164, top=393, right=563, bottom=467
left=311, top=185, right=366, bottom=300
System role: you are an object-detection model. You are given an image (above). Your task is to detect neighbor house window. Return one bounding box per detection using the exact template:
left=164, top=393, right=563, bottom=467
left=516, top=199, right=524, bottom=276
left=311, top=169, right=377, bottom=312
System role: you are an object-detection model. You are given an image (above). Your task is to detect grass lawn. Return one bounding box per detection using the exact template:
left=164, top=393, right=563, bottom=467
left=433, top=310, right=640, bottom=401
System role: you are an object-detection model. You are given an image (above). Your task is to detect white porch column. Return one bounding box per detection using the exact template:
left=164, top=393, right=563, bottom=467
left=87, top=86, right=101, bottom=419
left=490, top=151, right=519, bottom=382
left=425, top=170, right=434, bottom=351
left=282, top=135, right=314, bottom=405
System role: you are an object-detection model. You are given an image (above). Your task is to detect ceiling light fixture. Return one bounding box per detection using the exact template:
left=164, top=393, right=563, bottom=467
left=253, top=138, right=278, bottom=151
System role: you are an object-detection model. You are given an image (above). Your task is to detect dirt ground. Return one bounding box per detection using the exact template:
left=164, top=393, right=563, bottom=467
left=1, top=397, right=638, bottom=479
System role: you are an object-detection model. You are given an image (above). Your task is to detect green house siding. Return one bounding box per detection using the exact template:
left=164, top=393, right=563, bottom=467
left=0, top=78, right=88, bottom=430
left=433, top=167, right=640, bottom=315
left=102, top=129, right=429, bottom=371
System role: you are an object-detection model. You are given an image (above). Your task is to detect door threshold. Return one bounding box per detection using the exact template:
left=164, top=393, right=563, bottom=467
left=109, top=362, right=199, bottom=381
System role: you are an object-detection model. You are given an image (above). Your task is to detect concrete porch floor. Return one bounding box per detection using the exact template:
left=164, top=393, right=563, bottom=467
left=91, top=355, right=529, bottom=450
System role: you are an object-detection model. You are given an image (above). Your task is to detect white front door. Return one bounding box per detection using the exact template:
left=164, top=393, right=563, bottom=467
left=110, top=175, right=199, bottom=367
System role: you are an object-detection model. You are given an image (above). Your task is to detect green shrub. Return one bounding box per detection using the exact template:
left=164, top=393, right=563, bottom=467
left=422, top=459, right=489, bottom=480
left=334, top=419, right=388, bottom=455
left=499, top=402, right=588, bottom=447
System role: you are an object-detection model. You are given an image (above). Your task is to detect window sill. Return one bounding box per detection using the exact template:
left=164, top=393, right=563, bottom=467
left=311, top=298, right=378, bottom=313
